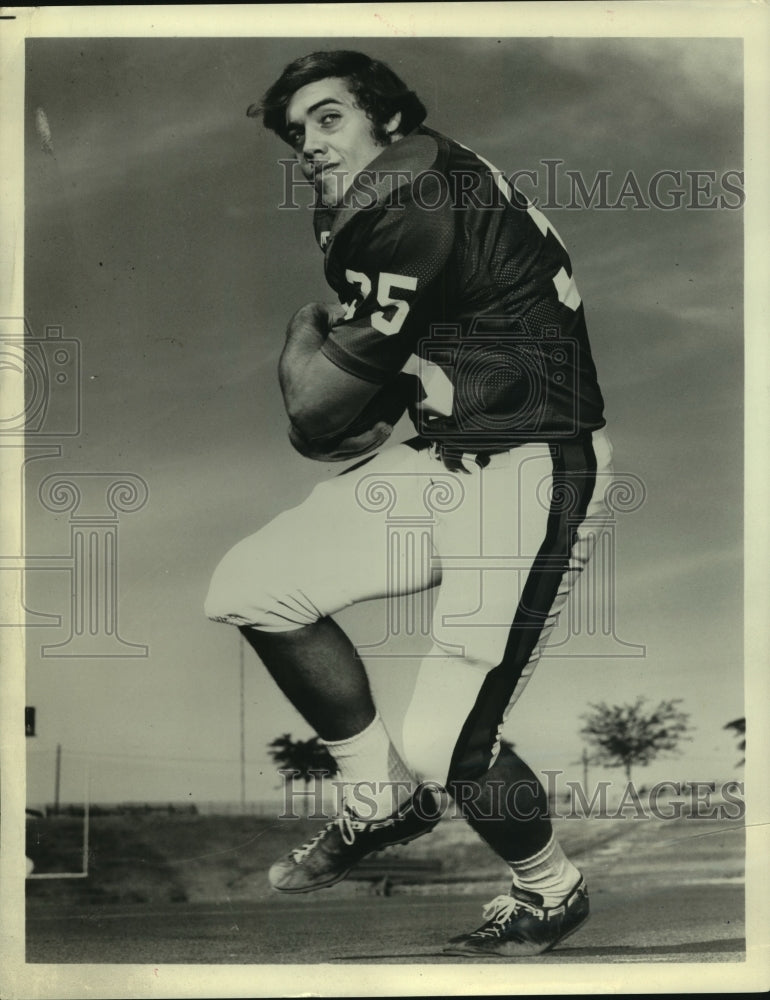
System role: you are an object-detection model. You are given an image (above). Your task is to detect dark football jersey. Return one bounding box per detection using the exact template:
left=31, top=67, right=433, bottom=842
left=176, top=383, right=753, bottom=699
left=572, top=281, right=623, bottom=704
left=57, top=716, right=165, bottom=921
left=313, top=126, right=606, bottom=450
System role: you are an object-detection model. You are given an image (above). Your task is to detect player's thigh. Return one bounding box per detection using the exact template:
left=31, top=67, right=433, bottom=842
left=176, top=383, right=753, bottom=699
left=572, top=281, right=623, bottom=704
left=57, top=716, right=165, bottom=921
left=429, top=445, right=553, bottom=665
left=403, top=434, right=614, bottom=781
left=401, top=447, right=552, bottom=780
left=205, top=443, right=437, bottom=625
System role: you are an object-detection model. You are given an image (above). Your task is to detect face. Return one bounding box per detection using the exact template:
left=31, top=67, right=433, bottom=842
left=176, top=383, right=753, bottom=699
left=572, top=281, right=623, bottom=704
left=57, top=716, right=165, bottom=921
left=285, top=77, right=401, bottom=206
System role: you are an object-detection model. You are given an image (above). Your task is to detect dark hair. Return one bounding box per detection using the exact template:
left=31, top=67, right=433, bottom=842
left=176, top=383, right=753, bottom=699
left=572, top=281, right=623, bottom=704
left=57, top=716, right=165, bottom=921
left=248, top=50, right=427, bottom=143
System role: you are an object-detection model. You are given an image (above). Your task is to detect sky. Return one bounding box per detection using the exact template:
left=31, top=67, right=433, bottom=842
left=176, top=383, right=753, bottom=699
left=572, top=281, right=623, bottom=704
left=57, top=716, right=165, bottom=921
left=16, top=33, right=748, bottom=807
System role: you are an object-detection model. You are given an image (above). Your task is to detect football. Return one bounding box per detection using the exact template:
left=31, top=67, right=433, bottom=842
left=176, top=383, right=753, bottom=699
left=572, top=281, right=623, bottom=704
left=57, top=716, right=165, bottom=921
left=290, top=377, right=411, bottom=462
left=340, top=377, right=411, bottom=439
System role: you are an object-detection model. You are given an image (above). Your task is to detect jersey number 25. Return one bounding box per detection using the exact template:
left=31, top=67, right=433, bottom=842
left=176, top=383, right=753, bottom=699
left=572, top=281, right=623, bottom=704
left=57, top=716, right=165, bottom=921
left=342, top=270, right=418, bottom=336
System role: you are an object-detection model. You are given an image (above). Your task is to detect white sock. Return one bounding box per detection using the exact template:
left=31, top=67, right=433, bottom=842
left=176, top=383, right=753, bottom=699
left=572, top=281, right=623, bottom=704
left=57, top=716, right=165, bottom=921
left=321, top=712, right=415, bottom=820
left=508, top=835, right=581, bottom=908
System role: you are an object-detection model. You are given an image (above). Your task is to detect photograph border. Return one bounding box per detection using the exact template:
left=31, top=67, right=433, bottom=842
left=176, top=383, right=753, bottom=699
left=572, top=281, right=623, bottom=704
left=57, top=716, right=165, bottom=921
left=1, top=3, right=768, bottom=997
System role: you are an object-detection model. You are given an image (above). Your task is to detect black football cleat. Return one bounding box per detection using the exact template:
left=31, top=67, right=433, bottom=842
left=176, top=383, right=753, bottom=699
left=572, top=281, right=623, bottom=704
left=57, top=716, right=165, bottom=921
left=268, top=784, right=440, bottom=893
left=443, top=876, right=590, bottom=958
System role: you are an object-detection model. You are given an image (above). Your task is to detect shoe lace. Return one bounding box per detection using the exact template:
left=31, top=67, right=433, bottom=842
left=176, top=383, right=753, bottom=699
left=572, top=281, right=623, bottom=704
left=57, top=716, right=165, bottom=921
left=471, top=893, right=540, bottom=939
left=289, top=827, right=328, bottom=863
left=290, top=808, right=359, bottom=862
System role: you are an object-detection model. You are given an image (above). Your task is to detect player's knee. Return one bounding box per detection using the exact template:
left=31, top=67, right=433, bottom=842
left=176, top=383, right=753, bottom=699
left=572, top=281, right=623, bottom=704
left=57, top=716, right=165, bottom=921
left=401, top=709, right=454, bottom=786
left=204, top=542, right=268, bottom=627
left=204, top=536, right=319, bottom=631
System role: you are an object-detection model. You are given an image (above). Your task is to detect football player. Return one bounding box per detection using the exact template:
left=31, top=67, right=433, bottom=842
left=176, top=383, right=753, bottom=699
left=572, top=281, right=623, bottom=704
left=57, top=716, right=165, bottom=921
left=206, top=50, right=613, bottom=957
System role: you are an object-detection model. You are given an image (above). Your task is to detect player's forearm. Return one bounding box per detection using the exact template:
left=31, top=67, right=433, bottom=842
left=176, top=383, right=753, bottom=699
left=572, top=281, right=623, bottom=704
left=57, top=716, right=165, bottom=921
left=279, top=302, right=374, bottom=440
left=279, top=303, right=326, bottom=400
left=279, top=303, right=335, bottom=434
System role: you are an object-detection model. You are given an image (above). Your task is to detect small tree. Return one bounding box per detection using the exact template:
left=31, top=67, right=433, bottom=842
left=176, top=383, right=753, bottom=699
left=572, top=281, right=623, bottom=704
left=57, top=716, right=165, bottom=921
left=723, top=717, right=745, bottom=767
left=267, top=733, right=339, bottom=811
left=580, top=697, right=692, bottom=782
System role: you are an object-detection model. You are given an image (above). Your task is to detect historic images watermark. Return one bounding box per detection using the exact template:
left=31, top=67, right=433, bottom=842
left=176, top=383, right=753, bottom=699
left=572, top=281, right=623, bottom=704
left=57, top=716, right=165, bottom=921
left=277, top=771, right=746, bottom=823
left=276, top=158, right=745, bottom=212
left=0, top=316, right=149, bottom=657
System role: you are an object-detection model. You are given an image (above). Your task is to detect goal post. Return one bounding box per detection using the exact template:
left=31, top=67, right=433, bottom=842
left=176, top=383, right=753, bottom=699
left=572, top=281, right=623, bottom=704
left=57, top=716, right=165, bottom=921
left=27, top=762, right=90, bottom=880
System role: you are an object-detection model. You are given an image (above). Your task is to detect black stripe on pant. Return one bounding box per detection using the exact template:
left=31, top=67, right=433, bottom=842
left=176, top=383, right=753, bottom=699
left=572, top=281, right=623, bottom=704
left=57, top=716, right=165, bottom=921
left=446, top=433, right=599, bottom=784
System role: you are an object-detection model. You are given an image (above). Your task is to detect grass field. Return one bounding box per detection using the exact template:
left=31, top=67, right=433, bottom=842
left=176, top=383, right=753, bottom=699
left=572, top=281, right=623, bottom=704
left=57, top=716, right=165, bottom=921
left=25, top=805, right=744, bottom=907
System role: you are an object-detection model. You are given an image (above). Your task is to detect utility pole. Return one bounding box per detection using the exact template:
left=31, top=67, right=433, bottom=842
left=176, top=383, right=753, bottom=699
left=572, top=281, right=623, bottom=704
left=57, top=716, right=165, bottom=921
left=54, top=743, right=62, bottom=815
left=582, top=747, right=590, bottom=793
left=239, top=635, right=246, bottom=812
